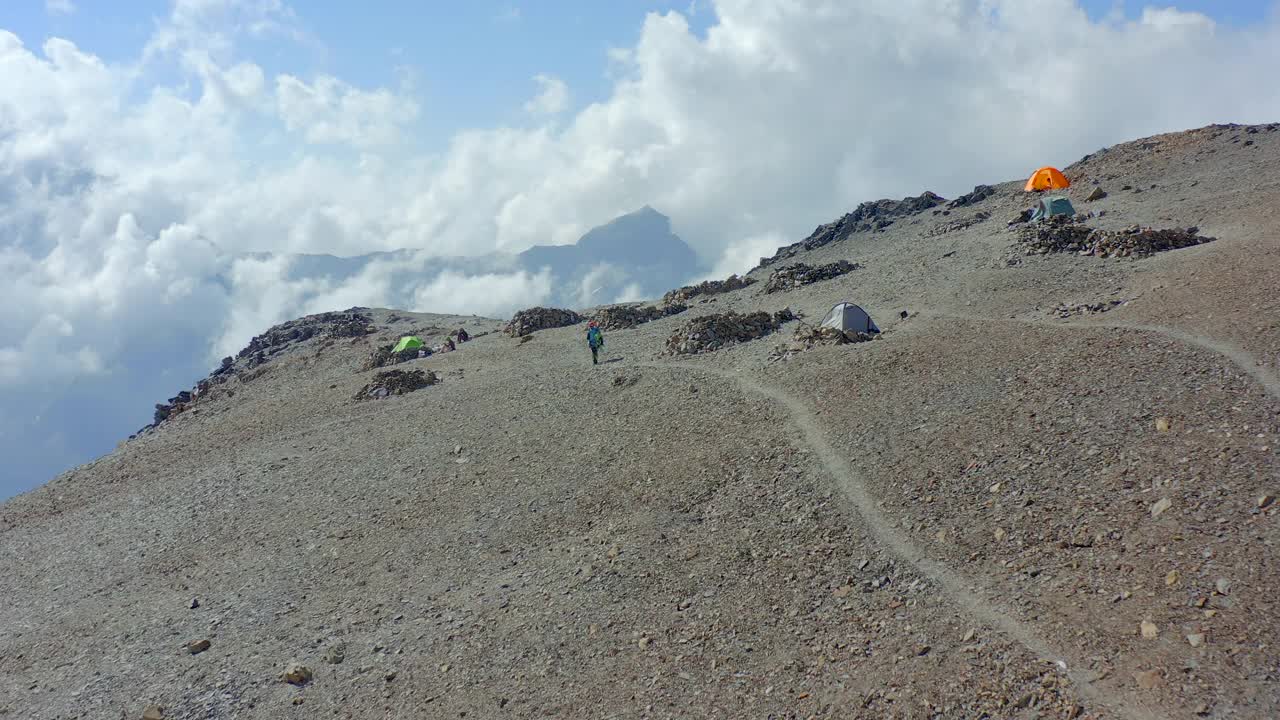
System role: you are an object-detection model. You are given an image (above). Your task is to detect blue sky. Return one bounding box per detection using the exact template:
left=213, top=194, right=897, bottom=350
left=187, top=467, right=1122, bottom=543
left=2, top=0, right=1280, bottom=499
left=6, top=1, right=1270, bottom=153
left=7, top=1, right=718, bottom=152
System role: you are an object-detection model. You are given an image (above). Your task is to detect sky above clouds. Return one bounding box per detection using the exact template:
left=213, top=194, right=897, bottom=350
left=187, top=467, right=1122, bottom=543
left=2, top=0, right=1280, bottom=497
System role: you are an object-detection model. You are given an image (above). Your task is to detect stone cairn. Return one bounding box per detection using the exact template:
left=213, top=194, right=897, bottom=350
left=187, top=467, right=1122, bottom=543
left=355, top=369, right=439, bottom=401
left=764, top=260, right=861, bottom=294
left=1019, top=217, right=1215, bottom=258
left=504, top=307, right=583, bottom=337
left=665, top=309, right=796, bottom=355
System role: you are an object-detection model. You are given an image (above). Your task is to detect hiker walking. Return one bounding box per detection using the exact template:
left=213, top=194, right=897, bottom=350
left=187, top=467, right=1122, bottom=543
left=586, top=321, right=605, bottom=365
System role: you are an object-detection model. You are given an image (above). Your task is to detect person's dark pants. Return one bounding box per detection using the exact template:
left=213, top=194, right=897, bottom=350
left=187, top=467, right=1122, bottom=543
left=591, top=346, right=599, bottom=364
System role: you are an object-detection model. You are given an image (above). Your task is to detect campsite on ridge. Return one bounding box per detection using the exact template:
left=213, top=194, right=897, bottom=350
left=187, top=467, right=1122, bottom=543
left=3, top=122, right=1279, bottom=719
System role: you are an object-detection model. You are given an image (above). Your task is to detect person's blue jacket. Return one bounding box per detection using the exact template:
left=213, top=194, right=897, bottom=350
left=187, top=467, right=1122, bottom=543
left=587, top=326, right=604, bottom=349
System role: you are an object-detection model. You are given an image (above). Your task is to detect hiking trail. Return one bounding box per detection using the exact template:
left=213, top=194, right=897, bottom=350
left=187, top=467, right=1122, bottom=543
left=638, top=359, right=1159, bottom=720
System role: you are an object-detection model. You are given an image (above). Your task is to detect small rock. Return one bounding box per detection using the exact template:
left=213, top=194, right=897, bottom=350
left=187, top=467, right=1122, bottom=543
left=1085, top=186, right=1108, bottom=202
left=1165, top=570, right=1180, bottom=587
left=282, top=663, right=313, bottom=686
left=1133, top=669, right=1164, bottom=689
left=1187, top=633, right=1205, bottom=648
left=988, top=482, right=1001, bottom=493
left=189, top=598, right=200, bottom=610
left=325, top=643, right=346, bottom=665
left=1215, top=578, right=1231, bottom=595
left=916, top=645, right=931, bottom=656
left=962, top=629, right=975, bottom=642
left=1140, top=621, right=1158, bottom=639
left=994, top=528, right=1007, bottom=542
left=638, top=636, right=652, bottom=649
left=453, top=445, right=463, bottom=455
left=439, top=663, right=451, bottom=672
left=1258, top=494, right=1276, bottom=509
left=187, top=639, right=211, bottom=655
left=385, top=671, right=397, bottom=682
left=1155, top=417, right=1172, bottom=433
left=1150, top=498, right=1172, bottom=518
left=606, top=546, right=621, bottom=559
left=142, top=706, right=165, bottom=720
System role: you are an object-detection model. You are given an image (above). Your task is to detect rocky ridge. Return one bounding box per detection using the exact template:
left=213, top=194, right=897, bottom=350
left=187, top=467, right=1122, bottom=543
left=764, top=260, right=861, bottom=294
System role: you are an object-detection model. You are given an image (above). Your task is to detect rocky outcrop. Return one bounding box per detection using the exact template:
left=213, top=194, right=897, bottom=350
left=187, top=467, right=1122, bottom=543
left=135, top=308, right=376, bottom=438
left=946, top=185, right=997, bottom=209
left=588, top=303, right=687, bottom=330
left=355, top=369, right=439, bottom=401
left=1019, top=218, right=1216, bottom=258
left=665, top=309, right=795, bottom=355
left=764, top=260, right=860, bottom=294
left=504, top=307, right=583, bottom=337
left=758, top=191, right=945, bottom=267
left=661, top=275, right=756, bottom=305
left=237, top=309, right=374, bottom=366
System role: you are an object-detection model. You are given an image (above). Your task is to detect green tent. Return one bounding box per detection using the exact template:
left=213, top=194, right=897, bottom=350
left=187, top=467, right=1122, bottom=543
left=392, top=336, right=425, bottom=353
left=1031, top=196, right=1076, bottom=222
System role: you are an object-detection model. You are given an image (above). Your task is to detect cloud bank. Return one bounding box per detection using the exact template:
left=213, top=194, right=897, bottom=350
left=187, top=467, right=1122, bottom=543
left=3, top=0, right=1280, bottom=494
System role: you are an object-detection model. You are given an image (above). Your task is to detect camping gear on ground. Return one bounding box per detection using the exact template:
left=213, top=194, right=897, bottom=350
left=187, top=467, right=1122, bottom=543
left=1025, top=167, right=1070, bottom=192
left=392, top=336, right=424, bottom=353
left=1030, top=196, right=1076, bottom=222
left=820, top=302, right=880, bottom=335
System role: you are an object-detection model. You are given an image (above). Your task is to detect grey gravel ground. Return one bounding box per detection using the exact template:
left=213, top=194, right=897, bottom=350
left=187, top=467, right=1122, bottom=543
left=2, top=124, right=1278, bottom=720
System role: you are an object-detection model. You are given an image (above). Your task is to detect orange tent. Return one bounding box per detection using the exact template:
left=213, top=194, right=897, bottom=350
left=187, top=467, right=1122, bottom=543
left=1025, top=167, right=1070, bottom=192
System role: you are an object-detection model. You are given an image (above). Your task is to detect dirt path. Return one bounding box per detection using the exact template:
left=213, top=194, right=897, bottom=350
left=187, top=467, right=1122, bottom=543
left=913, top=311, right=1280, bottom=401
left=638, top=360, right=1158, bottom=720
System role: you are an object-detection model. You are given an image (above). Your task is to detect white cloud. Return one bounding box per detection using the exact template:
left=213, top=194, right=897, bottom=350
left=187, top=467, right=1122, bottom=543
left=705, top=232, right=786, bottom=280
left=46, top=0, right=75, bottom=15
left=4, top=0, right=1280, bottom=493
left=411, top=269, right=553, bottom=318
left=524, top=73, right=569, bottom=115
left=276, top=73, right=420, bottom=148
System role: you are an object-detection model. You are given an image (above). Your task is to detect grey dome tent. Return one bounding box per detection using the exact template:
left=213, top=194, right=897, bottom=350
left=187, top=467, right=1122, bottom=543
left=820, top=302, right=879, bottom=334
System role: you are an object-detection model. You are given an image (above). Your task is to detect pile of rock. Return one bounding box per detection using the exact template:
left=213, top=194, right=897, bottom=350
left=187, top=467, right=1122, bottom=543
left=237, top=309, right=375, bottom=367
left=504, top=307, right=583, bottom=337
left=661, top=275, right=756, bottom=305
left=946, top=185, right=997, bottom=209
left=1050, top=299, right=1125, bottom=318
left=770, top=323, right=877, bottom=361
left=926, top=211, right=991, bottom=238
left=588, top=302, right=688, bottom=330
left=1019, top=218, right=1216, bottom=258
left=758, top=191, right=944, bottom=267
left=664, top=309, right=795, bottom=355
left=355, top=369, right=439, bottom=401
left=763, top=260, right=860, bottom=294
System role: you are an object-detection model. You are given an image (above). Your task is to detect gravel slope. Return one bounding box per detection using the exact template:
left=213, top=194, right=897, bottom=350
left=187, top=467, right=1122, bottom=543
left=2, top=123, right=1278, bottom=720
